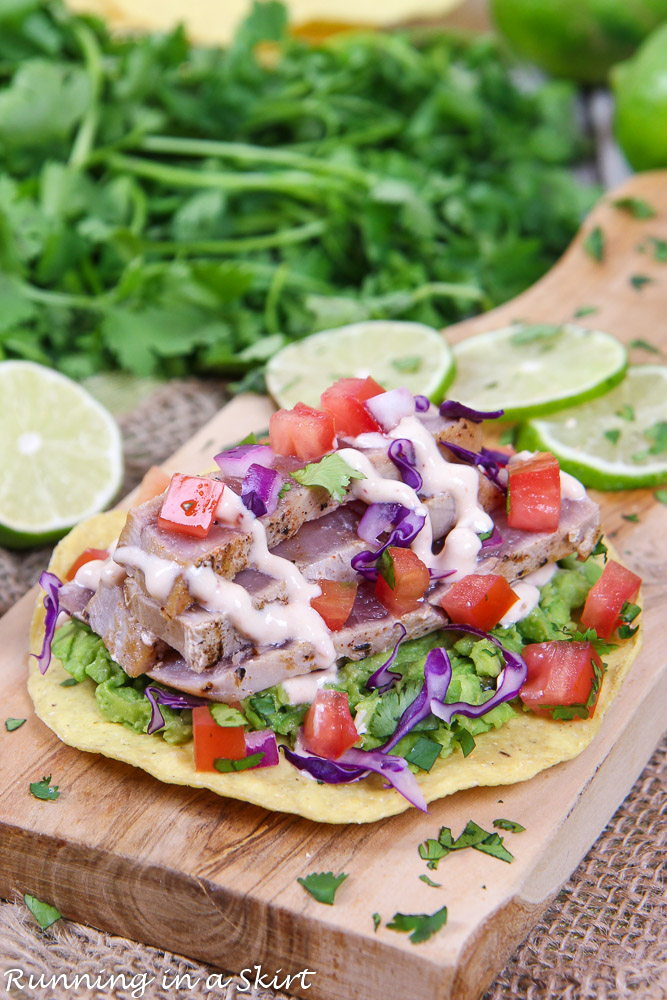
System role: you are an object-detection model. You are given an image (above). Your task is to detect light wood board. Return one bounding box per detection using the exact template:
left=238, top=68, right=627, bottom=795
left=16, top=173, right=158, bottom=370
left=1, top=172, right=666, bottom=1000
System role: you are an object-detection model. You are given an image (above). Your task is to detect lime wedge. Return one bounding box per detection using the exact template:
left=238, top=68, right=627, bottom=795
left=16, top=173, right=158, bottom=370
left=517, top=366, right=667, bottom=490
left=0, top=362, right=123, bottom=548
left=265, top=320, right=455, bottom=409
left=450, top=323, right=627, bottom=420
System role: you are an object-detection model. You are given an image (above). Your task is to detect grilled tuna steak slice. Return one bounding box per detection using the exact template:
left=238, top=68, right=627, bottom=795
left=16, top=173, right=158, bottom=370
left=85, top=579, right=168, bottom=677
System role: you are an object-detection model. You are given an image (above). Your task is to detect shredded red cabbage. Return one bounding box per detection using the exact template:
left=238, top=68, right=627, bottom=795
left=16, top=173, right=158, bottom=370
left=430, top=625, right=527, bottom=725
left=281, top=743, right=427, bottom=812
left=352, top=507, right=426, bottom=582
left=383, top=647, right=453, bottom=751
left=443, top=441, right=508, bottom=494
left=214, top=443, right=275, bottom=478
left=244, top=729, right=280, bottom=768
left=388, top=438, right=423, bottom=492
left=145, top=685, right=210, bottom=735
left=365, top=387, right=415, bottom=430
left=414, top=395, right=430, bottom=413
left=366, top=623, right=407, bottom=691
left=241, top=463, right=284, bottom=517
left=31, top=571, right=65, bottom=675
left=439, top=401, right=504, bottom=422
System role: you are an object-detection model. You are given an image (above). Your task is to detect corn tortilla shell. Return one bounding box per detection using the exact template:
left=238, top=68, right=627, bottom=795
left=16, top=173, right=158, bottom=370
left=29, top=511, right=642, bottom=824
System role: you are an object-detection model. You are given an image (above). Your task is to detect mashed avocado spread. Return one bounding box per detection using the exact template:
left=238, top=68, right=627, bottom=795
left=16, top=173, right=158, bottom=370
left=51, top=555, right=604, bottom=770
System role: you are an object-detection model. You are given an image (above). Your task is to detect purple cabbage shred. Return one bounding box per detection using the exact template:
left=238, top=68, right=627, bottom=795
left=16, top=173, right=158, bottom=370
left=31, top=571, right=65, bottom=675
left=443, top=440, right=508, bottom=493
left=145, top=685, right=210, bottom=735
left=366, top=623, right=407, bottom=691
left=241, top=463, right=284, bottom=518
left=388, top=438, right=423, bottom=492
left=439, top=401, right=504, bottom=423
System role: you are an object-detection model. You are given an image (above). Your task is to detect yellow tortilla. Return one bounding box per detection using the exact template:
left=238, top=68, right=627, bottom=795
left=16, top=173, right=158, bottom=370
left=29, top=511, right=642, bottom=824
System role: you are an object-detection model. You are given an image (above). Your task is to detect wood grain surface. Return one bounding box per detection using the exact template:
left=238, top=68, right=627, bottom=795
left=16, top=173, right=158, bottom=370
left=1, top=172, right=666, bottom=1000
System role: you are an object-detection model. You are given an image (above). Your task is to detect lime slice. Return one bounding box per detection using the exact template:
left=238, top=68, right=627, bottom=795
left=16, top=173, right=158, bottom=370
left=517, top=366, right=667, bottom=490
left=0, top=362, right=123, bottom=548
left=265, top=320, right=455, bottom=409
left=450, top=323, right=627, bottom=420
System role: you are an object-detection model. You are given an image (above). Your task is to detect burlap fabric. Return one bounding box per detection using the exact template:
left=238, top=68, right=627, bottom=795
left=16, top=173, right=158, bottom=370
left=1, top=381, right=665, bottom=1000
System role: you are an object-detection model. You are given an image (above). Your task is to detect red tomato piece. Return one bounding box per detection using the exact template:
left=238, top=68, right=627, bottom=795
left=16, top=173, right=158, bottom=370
left=303, top=690, right=360, bottom=759
left=320, top=377, right=385, bottom=437
left=269, top=402, right=336, bottom=461
left=311, top=579, right=358, bottom=631
left=507, top=452, right=561, bottom=533
left=65, top=548, right=109, bottom=581
left=580, top=560, right=642, bottom=640
left=192, top=705, right=246, bottom=772
left=157, top=473, right=223, bottom=539
left=441, top=574, right=518, bottom=631
left=519, top=641, right=604, bottom=719
left=374, top=546, right=430, bottom=616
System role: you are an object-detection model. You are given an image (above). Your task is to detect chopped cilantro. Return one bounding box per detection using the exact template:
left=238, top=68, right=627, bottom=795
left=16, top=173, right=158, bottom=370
left=473, top=832, right=514, bottom=863
left=573, top=305, right=598, bottom=318
left=297, top=871, right=348, bottom=905
left=451, top=720, right=476, bottom=758
left=405, top=736, right=441, bottom=772
left=210, top=703, right=247, bottom=727
left=419, top=874, right=441, bottom=888
left=493, top=818, right=526, bottom=834
left=387, top=904, right=448, bottom=944
left=655, top=490, right=667, bottom=505
left=419, top=820, right=514, bottom=868
left=214, top=752, right=264, bottom=772
left=373, top=912, right=381, bottom=932
left=5, top=718, right=26, bottom=732
left=621, top=513, right=639, bottom=523
left=630, top=275, right=653, bottom=291
left=377, top=548, right=396, bottom=590
left=24, top=894, right=62, bottom=930
left=612, top=197, right=656, bottom=219
left=629, top=339, right=659, bottom=354
left=541, top=703, right=589, bottom=720
left=591, top=539, right=608, bottom=561
left=568, top=628, right=617, bottom=656
left=616, top=404, right=635, bottom=421
left=649, top=237, right=667, bottom=262
left=59, top=677, right=80, bottom=687
left=617, top=601, right=641, bottom=639
left=29, top=775, right=60, bottom=801
left=418, top=839, right=449, bottom=870
left=633, top=421, right=667, bottom=461
left=604, top=429, right=621, bottom=445
left=478, top=528, right=494, bottom=542
left=278, top=482, right=291, bottom=498
left=290, top=454, right=365, bottom=502
left=238, top=432, right=258, bottom=446
left=391, top=356, right=421, bottom=374
left=583, top=226, right=605, bottom=262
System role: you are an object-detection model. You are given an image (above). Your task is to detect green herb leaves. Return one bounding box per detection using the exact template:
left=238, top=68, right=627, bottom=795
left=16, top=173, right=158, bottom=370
left=419, top=820, right=515, bottom=870
left=24, top=893, right=62, bottom=930
left=297, top=871, right=348, bottom=905
left=583, top=226, right=605, bottom=262
left=387, top=904, right=448, bottom=944
left=493, top=818, right=526, bottom=834
left=210, top=703, right=247, bottom=727
left=29, top=774, right=60, bottom=801
left=214, top=753, right=264, bottom=772
left=5, top=717, right=25, bottom=731
left=290, top=454, right=365, bottom=502
left=612, top=197, right=656, bottom=219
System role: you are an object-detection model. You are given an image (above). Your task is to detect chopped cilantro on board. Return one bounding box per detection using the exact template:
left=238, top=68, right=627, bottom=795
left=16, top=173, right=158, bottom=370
left=573, top=305, right=599, bottom=318
left=612, top=197, right=656, bottom=219
left=419, top=874, right=442, bottom=888
left=387, top=904, right=448, bottom=944
left=419, top=820, right=515, bottom=869
left=290, top=455, right=365, bottom=502
left=583, top=226, right=605, bottom=262
left=630, top=275, right=653, bottom=291
left=493, top=818, right=526, bottom=834
left=24, top=894, right=62, bottom=930
left=5, top=718, right=25, bottom=732
left=297, top=872, right=348, bottom=905
left=629, top=339, right=659, bottom=354
left=29, top=775, right=60, bottom=801
left=373, top=913, right=381, bottom=932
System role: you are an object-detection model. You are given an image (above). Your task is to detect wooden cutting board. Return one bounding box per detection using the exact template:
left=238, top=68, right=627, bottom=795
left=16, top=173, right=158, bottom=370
left=1, top=172, right=666, bottom=1000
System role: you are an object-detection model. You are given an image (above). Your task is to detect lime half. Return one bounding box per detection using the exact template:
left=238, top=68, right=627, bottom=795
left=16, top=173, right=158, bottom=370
left=0, top=362, right=123, bottom=548
left=265, top=320, right=455, bottom=409
left=518, top=366, right=667, bottom=490
left=450, top=323, right=627, bottom=420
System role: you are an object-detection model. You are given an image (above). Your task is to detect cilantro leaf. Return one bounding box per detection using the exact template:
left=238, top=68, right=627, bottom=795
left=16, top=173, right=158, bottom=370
left=604, top=429, right=620, bottom=445
left=629, top=339, right=659, bottom=354
left=473, top=832, right=514, bottom=863
left=290, top=454, right=365, bottom=502
left=583, top=226, right=605, bottom=262
left=612, top=197, right=656, bottom=219
left=591, top=539, right=608, bottom=561
left=540, top=703, right=589, bottom=720
left=373, top=912, right=381, bottom=932
left=452, top=820, right=490, bottom=850
left=387, top=904, right=448, bottom=944
left=630, top=275, right=653, bottom=291
left=24, top=893, right=62, bottom=930
left=419, top=874, right=441, bottom=888
left=29, top=774, right=60, bottom=800
left=297, top=871, right=348, bottom=905
left=493, top=818, right=526, bottom=833
left=5, top=718, right=26, bottom=732
left=214, top=752, right=264, bottom=772
left=405, top=736, right=441, bottom=772
left=621, top=513, right=639, bottom=523
left=568, top=628, right=617, bottom=656
left=616, top=405, right=635, bottom=421
left=209, top=703, right=247, bottom=727
left=377, top=548, right=396, bottom=589
left=451, top=720, right=476, bottom=758
left=59, top=677, right=80, bottom=687
left=418, top=839, right=449, bottom=870
left=655, top=490, right=667, bottom=506
left=618, top=601, right=641, bottom=639
left=573, top=305, right=598, bottom=318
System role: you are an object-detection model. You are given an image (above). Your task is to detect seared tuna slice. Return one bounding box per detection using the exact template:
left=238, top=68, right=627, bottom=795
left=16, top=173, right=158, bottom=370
left=85, top=580, right=168, bottom=677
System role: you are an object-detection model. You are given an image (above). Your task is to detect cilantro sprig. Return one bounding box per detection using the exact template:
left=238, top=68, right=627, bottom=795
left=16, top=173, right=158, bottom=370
left=418, top=819, right=514, bottom=870
left=387, top=904, right=448, bottom=944
left=290, top=455, right=365, bottom=502
left=297, top=871, right=348, bottom=905
left=5, top=718, right=26, bottom=732
left=29, top=775, right=60, bottom=801
left=24, top=894, right=62, bottom=930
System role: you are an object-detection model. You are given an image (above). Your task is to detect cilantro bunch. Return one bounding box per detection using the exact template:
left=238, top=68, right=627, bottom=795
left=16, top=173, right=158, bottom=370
left=0, top=0, right=596, bottom=386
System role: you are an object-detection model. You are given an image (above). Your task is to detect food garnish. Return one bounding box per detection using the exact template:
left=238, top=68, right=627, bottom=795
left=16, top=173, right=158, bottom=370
left=24, top=894, right=62, bottom=930
left=5, top=718, right=26, bottom=732
left=29, top=775, right=60, bottom=801
left=387, top=904, right=448, bottom=944
left=297, top=872, right=348, bottom=905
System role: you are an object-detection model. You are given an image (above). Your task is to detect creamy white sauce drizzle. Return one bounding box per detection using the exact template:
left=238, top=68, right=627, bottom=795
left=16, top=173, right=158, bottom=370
left=499, top=582, right=541, bottom=627
left=281, top=665, right=339, bottom=704
left=114, top=545, right=182, bottom=604
left=560, top=470, right=586, bottom=501
left=523, top=563, right=558, bottom=587
left=73, top=538, right=125, bottom=590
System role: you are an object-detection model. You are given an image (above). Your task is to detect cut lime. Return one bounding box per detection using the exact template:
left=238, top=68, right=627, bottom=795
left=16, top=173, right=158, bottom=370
left=450, top=323, right=627, bottom=420
left=0, top=362, right=123, bottom=549
left=265, top=320, right=455, bottom=409
left=517, top=366, right=667, bottom=490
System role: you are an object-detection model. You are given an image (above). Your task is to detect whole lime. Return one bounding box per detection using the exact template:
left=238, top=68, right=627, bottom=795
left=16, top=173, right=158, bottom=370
left=491, top=0, right=667, bottom=83
left=613, top=22, right=667, bottom=169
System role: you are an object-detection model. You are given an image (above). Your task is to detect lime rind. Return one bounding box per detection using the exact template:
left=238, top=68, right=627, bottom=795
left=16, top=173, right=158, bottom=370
left=518, top=365, right=667, bottom=490
left=265, top=320, right=455, bottom=409
left=450, top=324, right=628, bottom=420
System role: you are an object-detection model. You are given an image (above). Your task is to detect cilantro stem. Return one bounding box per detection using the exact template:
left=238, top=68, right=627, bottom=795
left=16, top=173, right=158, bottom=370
left=141, top=219, right=326, bottom=256
left=411, top=281, right=487, bottom=305
left=68, top=23, right=103, bottom=168
left=18, top=282, right=107, bottom=311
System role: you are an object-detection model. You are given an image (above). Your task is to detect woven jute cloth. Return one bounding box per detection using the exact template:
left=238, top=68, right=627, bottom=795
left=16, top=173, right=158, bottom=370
left=1, top=381, right=665, bottom=1000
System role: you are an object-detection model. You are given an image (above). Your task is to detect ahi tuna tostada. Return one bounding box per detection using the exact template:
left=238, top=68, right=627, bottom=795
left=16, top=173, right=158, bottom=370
left=29, top=381, right=643, bottom=823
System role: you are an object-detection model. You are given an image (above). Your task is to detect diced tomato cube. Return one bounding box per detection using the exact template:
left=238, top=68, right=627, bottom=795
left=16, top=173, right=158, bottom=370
left=303, top=690, right=360, bottom=759
left=581, top=560, right=642, bottom=640
left=374, top=546, right=430, bottom=616
left=507, top=452, right=561, bottom=533
left=311, top=579, right=358, bottom=631
left=320, top=377, right=385, bottom=438
left=192, top=705, right=246, bottom=772
left=441, top=574, right=518, bottom=631
left=520, top=641, right=604, bottom=719
left=66, top=548, right=109, bottom=581
left=269, top=402, right=336, bottom=461
left=158, top=474, right=224, bottom=539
